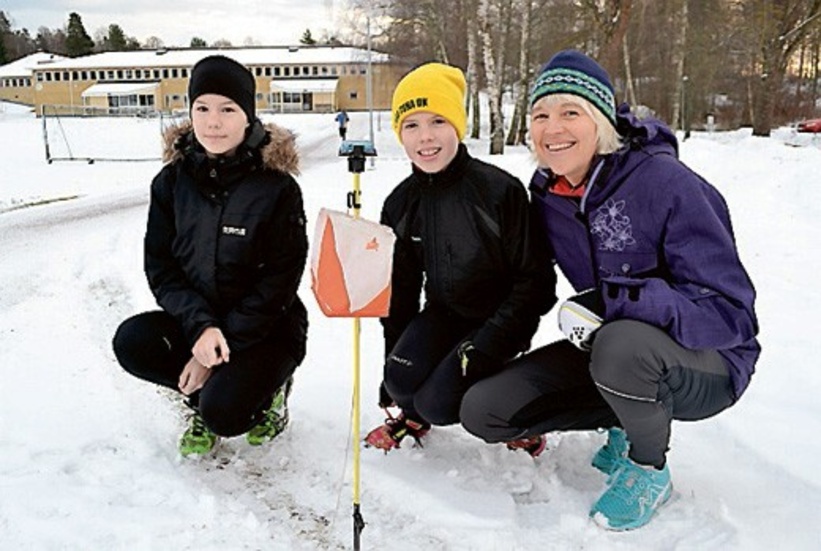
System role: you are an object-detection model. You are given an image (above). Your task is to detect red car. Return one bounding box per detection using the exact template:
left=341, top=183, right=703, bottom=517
left=797, top=118, right=821, bottom=133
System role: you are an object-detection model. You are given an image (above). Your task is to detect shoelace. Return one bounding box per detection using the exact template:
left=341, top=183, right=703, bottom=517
left=189, top=415, right=209, bottom=436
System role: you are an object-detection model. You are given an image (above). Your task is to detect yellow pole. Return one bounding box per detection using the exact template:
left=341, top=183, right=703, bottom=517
left=351, top=171, right=364, bottom=550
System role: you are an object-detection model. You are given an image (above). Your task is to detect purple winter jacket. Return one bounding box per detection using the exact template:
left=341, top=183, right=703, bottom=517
left=529, top=105, right=760, bottom=400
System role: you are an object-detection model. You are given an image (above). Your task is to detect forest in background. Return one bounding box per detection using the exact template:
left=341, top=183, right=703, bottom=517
left=2, top=1, right=820, bottom=144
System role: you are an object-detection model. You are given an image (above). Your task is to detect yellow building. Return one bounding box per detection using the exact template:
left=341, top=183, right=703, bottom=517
left=1, top=46, right=407, bottom=116
left=0, top=52, right=66, bottom=106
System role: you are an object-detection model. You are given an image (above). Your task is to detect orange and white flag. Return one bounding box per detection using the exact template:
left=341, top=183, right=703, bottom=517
left=310, top=208, right=396, bottom=317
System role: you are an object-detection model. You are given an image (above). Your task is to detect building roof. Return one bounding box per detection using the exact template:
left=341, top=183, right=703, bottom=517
left=270, top=79, right=339, bottom=93
left=81, top=82, right=160, bottom=97
left=0, top=52, right=67, bottom=77
left=26, top=46, right=389, bottom=72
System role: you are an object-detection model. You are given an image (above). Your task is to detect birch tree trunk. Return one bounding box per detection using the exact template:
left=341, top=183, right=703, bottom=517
left=478, top=0, right=506, bottom=154
left=466, top=0, right=482, bottom=139
left=670, top=0, right=688, bottom=132
left=506, top=0, right=533, bottom=146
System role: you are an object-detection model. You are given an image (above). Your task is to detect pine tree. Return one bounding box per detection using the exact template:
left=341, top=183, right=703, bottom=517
left=0, top=11, right=10, bottom=64
left=65, top=12, right=94, bottom=57
left=106, top=24, right=127, bottom=51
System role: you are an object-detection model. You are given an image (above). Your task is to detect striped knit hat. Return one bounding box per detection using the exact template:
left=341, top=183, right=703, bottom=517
left=530, top=50, right=616, bottom=128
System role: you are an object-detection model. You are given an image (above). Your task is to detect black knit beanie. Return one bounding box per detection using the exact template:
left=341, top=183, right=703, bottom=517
left=188, top=55, right=256, bottom=122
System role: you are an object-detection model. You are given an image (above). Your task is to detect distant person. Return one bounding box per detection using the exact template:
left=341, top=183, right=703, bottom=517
left=112, top=55, right=309, bottom=457
left=460, top=50, right=760, bottom=530
left=364, top=62, right=555, bottom=453
left=335, top=109, right=349, bottom=140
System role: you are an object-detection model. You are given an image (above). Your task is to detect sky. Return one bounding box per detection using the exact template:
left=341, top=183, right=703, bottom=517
left=1, top=100, right=821, bottom=549
left=2, top=0, right=342, bottom=47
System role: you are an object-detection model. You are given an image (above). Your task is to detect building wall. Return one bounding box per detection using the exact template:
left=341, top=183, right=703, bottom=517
left=0, top=77, right=34, bottom=105
left=16, top=56, right=406, bottom=116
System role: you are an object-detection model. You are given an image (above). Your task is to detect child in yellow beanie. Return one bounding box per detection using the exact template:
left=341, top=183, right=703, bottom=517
left=365, top=62, right=556, bottom=454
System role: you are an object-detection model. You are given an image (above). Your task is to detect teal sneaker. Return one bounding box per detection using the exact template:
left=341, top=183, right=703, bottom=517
left=247, top=378, right=292, bottom=446
left=179, top=412, right=218, bottom=457
left=591, top=428, right=628, bottom=474
left=590, top=457, right=672, bottom=530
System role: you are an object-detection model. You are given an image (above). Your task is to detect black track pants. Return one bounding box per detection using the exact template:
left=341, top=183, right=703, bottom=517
left=461, top=320, right=734, bottom=466
left=383, top=307, right=487, bottom=426
left=112, top=310, right=297, bottom=437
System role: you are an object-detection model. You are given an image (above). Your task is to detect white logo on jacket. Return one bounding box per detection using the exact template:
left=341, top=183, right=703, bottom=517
left=222, top=225, right=247, bottom=236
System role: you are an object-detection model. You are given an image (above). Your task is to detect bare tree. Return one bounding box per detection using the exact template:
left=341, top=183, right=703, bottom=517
left=465, top=0, right=483, bottom=138
left=669, top=0, right=688, bottom=131
left=506, top=0, right=535, bottom=146
left=741, top=0, right=821, bottom=136
left=478, top=0, right=512, bottom=154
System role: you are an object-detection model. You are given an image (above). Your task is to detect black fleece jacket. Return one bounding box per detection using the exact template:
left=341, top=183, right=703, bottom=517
left=380, top=144, right=556, bottom=359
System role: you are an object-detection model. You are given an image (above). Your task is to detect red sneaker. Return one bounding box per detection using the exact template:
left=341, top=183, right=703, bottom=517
left=506, top=435, right=546, bottom=458
left=364, top=411, right=430, bottom=453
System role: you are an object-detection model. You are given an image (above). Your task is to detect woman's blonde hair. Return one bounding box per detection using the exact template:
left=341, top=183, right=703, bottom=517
left=532, top=93, right=622, bottom=155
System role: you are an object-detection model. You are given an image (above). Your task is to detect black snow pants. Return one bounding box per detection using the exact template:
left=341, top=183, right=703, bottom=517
left=112, top=310, right=299, bottom=437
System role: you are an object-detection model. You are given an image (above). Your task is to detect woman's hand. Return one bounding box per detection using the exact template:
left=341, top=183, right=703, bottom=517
left=178, top=357, right=213, bottom=395
left=192, top=327, right=231, bottom=368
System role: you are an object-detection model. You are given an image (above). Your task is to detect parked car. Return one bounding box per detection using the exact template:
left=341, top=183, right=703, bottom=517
left=797, top=118, right=821, bottom=133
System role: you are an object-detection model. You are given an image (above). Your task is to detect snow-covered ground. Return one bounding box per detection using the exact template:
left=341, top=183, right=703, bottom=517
left=1, top=101, right=820, bottom=550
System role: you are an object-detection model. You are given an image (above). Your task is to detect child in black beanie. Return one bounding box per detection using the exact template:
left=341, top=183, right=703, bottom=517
left=113, top=55, right=309, bottom=456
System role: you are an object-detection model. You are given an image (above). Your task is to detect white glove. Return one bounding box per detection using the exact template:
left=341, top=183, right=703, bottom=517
left=558, top=290, right=603, bottom=351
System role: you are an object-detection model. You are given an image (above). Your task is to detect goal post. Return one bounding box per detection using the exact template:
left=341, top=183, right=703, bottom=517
left=40, top=104, right=186, bottom=164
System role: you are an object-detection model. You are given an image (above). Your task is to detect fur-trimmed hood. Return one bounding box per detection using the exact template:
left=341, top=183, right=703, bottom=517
left=161, top=120, right=300, bottom=175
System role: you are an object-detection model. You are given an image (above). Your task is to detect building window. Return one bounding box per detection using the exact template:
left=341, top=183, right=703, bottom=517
left=36, top=73, right=44, bottom=82
left=293, top=67, right=300, bottom=76
left=54, top=72, right=61, bottom=81
left=255, top=67, right=262, bottom=76
left=108, top=70, right=116, bottom=80
left=162, top=69, right=169, bottom=79
left=90, top=71, right=97, bottom=80
left=264, top=67, right=271, bottom=76
left=181, top=68, right=188, bottom=78
left=321, top=66, right=328, bottom=75
left=331, top=67, right=338, bottom=75
left=171, top=68, right=179, bottom=78
left=284, top=67, right=291, bottom=76
left=349, top=91, right=358, bottom=99
left=312, top=66, right=318, bottom=75
left=81, top=71, right=88, bottom=80
left=72, top=71, right=79, bottom=80
left=153, top=69, right=161, bottom=79
left=274, top=67, right=281, bottom=76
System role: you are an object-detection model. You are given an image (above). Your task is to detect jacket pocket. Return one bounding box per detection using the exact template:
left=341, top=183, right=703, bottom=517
left=597, top=250, right=660, bottom=279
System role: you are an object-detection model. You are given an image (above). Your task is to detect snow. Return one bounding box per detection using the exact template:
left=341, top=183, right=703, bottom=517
left=1, top=100, right=820, bottom=550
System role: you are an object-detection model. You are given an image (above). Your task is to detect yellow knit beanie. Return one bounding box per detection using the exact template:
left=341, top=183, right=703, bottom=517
left=391, top=62, right=467, bottom=141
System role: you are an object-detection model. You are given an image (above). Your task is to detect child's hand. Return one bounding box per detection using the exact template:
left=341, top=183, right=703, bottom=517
left=178, top=357, right=213, bottom=395
left=192, top=327, right=231, bottom=368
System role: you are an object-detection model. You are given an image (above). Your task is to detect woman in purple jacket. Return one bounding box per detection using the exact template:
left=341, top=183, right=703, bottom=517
left=459, top=50, right=760, bottom=531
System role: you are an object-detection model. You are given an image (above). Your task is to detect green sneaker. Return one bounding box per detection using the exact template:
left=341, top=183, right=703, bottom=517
left=179, top=412, right=218, bottom=457
left=247, top=378, right=292, bottom=446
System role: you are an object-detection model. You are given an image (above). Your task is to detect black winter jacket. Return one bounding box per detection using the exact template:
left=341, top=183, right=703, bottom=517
left=144, top=120, right=308, bottom=358
left=380, top=144, right=556, bottom=359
